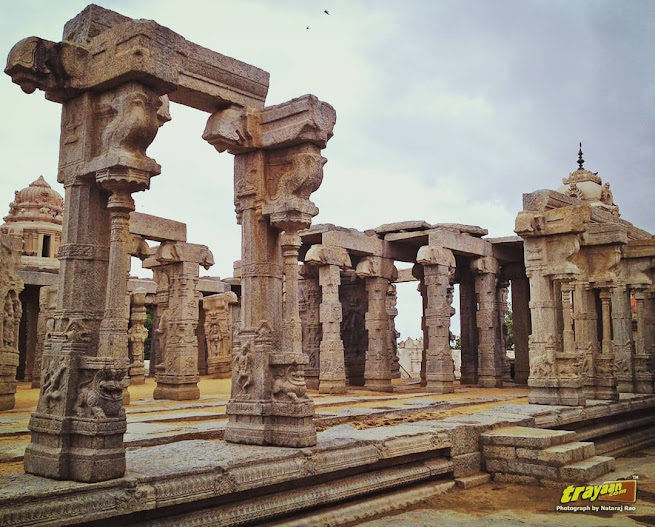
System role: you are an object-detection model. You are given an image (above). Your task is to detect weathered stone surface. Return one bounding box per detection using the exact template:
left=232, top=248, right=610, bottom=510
left=203, top=292, right=238, bottom=379
left=130, top=212, right=187, bottom=242
left=515, top=441, right=595, bottom=466
left=481, top=426, right=576, bottom=448
left=559, top=455, right=616, bottom=483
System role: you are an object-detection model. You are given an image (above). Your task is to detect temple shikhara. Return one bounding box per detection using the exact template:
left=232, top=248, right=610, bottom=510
left=0, top=5, right=653, bottom=526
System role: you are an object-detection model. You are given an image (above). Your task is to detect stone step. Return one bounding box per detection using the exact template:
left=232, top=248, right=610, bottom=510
left=481, top=426, right=576, bottom=449
left=455, top=472, right=490, bottom=489
left=515, top=441, right=596, bottom=467
left=560, top=455, right=615, bottom=483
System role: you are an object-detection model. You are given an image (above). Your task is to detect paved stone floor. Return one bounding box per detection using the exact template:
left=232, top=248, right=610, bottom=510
left=0, top=377, right=530, bottom=474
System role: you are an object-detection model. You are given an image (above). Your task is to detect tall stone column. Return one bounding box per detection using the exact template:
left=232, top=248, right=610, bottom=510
left=299, top=265, right=321, bottom=389
left=412, top=264, right=428, bottom=387
left=18, top=79, right=168, bottom=481
left=472, top=256, right=503, bottom=388
left=203, top=95, right=336, bottom=447
left=611, top=285, right=635, bottom=393
left=127, top=289, right=148, bottom=385
left=497, top=280, right=511, bottom=382
left=458, top=271, right=478, bottom=385
left=0, top=235, right=24, bottom=410
left=596, top=289, right=619, bottom=400
left=20, top=287, right=40, bottom=384
left=417, top=246, right=456, bottom=393
left=572, top=282, right=598, bottom=398
left=143, top=242, right=214, bottom=400
left=511, top=276, right=531, bottom=384
left=32, top=285, right=58, bottom=388
left=356, top=256, right=397, bottom=392
left=305, top=245, right=351, bottom=394
left=203, top=292, right=238, bottom=379
left=633, top=290, right=654, bottom=393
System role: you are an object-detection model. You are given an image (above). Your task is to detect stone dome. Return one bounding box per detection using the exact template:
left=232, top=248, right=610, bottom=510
left=556, top=145, right=619, bottom=217
left=4, top=176, right=64, bottom=225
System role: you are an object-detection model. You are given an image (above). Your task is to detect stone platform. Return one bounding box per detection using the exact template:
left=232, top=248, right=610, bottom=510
left=1, top=379, right=654, bottom=526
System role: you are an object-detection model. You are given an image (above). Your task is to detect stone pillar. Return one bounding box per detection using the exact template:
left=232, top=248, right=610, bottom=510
left=32, top=285, right=58, bottom=388
left=611, top=285, right=635, bottom=393
left=472, top=256, right=503, bottom=388
left=386, top=283, right=401, bottom=379
left=417, top=246, right=456, bottom=393
left=340, top=274, right=368, bottom=386
left=595, top=289, right=619, bottom=400
left=127, top=289, right=148, bottom=385
left=20, top=286, right=40, bottom=383
left=203, top=95, right=335, bottom=447
left=305, top=245, right=351, bottom=394
left=203, top=291, right=238, bottom=378
left=572, top=282, right=598, bottom=399
left=299, top=265, right=321, bottom=389
left=0, top=235, right=24, bottom=410
left=633, top=290, right=654, bottom=393
left=143, top=242, right=214, bottom=400
left=511, top=276, right=531, bottom=384
left=356, top=256, right=397, bottom=392
left=497, top=280, right=511, bottom=382
left=412, top=264, right=428, bottom=387
left=459, top=270, right=478, bottom=385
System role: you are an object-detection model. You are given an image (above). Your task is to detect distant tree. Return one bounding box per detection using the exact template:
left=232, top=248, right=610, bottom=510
left=504, top=308, right=514, bottom=350
left=144, top=307, right=153, bottom=360
left=451, top=335, right=461, bottom=350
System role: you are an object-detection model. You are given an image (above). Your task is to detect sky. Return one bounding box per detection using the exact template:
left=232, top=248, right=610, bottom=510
left=1, top=0, right=653, bottom=340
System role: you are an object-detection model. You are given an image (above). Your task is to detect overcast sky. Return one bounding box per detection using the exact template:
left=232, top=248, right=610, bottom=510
left=1, top=0, right=653, bottom=339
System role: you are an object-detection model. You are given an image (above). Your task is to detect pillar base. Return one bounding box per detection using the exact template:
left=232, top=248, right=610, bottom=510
left=153, top=382, right=200, bottom=400
left=634, top=373, right=654, bottom=394
left=207, top=361, right=231, bottom=379
left=25, top=414, right=126, bottom=482
left=478, top=376, right=503, bottom=388
left=129, top=375, right=145, bottom=385
left=528, top=378, right=586, bottom=406
left=513, top=370, right=529, bottom=385
left=425, top=381, right=454, bottom=394
left=225, top=399, right=316, bottom=447
left=364, top=379, right=394, bottom=392
left=0, top=393, right=15, bottom=411
left=319, top=379, right=347, bottom=394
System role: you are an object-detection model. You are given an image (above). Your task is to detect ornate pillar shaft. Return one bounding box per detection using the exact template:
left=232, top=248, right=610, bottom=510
left=418, top=246, right=456, bottom=393
left=473, top=256, right=503, bottom=388
left=318, top=264, right=347, bottom=393
left=281, top=233, right=303, bottom=356
left=595, top=288, right=619, bottom=400
left=127, top=290, right=148, bottom=385
left=611, top=285, right=635, bottom=393
left=632, top=290, right=653, bottom=393
left=386, top=284, right=401, bottom=379
left=299, top=265, right=321, bottom=389
left=561, top=282, right=575, bottom=352
left=203, top=292, right=238, bottom=379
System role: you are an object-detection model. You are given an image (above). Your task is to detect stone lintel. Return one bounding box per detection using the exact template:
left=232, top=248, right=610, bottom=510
left=581, top=223, right=628, bottom=246
left=515, top=205, right=591, bottom=238
left=623, top=239, right=655, bottom=259
left=127, top=278, right=157, bottom=295
left=305, top=245, right=351, bottom=268
left=6, top=6, right=269, bottom=110
left=18, top=269, right=59, bottom=286
left=198, top=278, right=232, bottom=295
left=203, top=95, right=336, bottom=154
left=427, top=228, right=492, bottom=257
left=129, top=212, right=187, bottom=242
left=142, top=242, right=214, bottom=269
left=523, top=190, right=651, bottom=240
left=395, top=268, right=417, bottom=283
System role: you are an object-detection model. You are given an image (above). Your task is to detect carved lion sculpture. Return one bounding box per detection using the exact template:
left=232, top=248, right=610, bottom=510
left=74, top=368, right=127, bottom=419
left=272, top=365, right=307, bottom=401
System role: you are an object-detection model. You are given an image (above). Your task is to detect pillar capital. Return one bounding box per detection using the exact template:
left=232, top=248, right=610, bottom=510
left=356, top=256, right=397, bottom=281
left=470, top=255, right=499, bottom=275
left=417, top=245, right=455, bottom=270
left=305, top=245, right=351, bottom=269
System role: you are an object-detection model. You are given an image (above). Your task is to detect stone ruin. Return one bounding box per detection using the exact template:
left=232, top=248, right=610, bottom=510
left=1, top=4, right=653, bottom=493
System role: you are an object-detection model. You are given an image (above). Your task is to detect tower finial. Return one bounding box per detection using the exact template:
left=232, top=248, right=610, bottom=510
left=577, top=142, right=584, bottom=170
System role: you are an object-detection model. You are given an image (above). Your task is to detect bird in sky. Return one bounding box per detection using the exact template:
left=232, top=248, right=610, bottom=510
left=324, top=10, right=330, bottom=15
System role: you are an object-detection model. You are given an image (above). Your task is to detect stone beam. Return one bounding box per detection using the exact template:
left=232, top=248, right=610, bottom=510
left=427, top=229, right=492, bottom=257
left=129, top=212, right=187, bottom=243
left=6, top=5, right=269, bottom=111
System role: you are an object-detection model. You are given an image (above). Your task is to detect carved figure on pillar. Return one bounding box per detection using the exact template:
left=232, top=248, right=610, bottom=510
left=203, top=291, right=238, bottom=378
left=32, top=285, right=58, bottom=388
left=0, top=235, right=24, bottom=410
left=299, top=265, right=321, bottom=389
left=204, top=94, right=336, bottom=447
left=127, top=289, right=148, bottom=385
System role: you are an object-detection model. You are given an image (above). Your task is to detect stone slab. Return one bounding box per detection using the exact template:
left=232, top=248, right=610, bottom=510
left=481, top=426, right=576, bottom=448
left=559, top=456, right=616, bottom=483
left=515, top=442, right=595, bottom=467
left=130, top=212, right=187, bottom=242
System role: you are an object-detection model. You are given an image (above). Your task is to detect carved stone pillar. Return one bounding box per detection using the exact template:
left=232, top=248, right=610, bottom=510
left=305, top=245, right=351, bottom=394
left=633, top=290, right=654, bottom=393
left=299, top=265, right=321, bottom=389
left=497, top=280, right=511, bottom=382
left=143, top=242, right=214, bottom=400
left=412, top=264, right=428, bottom=387
left=20, top=287, right=40, bottom=383
left=204, top=95, right=335, bottom=447
left=32, top=285, right=58, bottom=388
left=386, top=284, right=401, bottom=379
left=595, top=289, right=619, bottom=400
left=203, top=291, right=238, bottom=379
left=511, top=276, right=530, bottom=384
left=611, top=285, right=635, bottom=393
left=340, top=273, right=368, bottom=386
left=417, top=246, right=456, bottom=393
left=356, top=256, right=397, bottom=392
left=0, top=235, right=24, bottom=410
left=572, top=283, right=598, bottom=399
left=127, top=289, right=148, bottom=385
left=472, top=256, right=503, bottom=388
